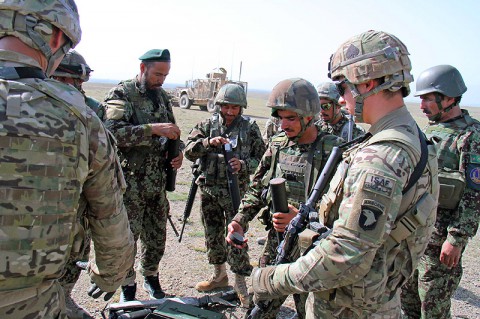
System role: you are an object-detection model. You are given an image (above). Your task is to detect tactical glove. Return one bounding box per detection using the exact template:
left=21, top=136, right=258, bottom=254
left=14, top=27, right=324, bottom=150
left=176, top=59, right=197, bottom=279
left=250, top=266, right=277, bottom=304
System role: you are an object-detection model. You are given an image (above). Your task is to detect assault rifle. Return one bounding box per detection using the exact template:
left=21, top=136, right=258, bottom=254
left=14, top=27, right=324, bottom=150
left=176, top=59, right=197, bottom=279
left=223, top=142, right=241, bottom=211
left=178, top=159, right=201, bottom=242
left=246, top=135, right=369, bottom=319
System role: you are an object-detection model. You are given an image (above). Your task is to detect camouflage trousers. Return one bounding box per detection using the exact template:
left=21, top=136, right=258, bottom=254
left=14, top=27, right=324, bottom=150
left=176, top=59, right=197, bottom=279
left=122, top=189, right=169, bottom=285
left=400, top=244, right=463, bottom=319
left=0, top=280, right=67, bottom=319
left=307, top=290, right=402, bottom=319
left=257, top=228, right=307, bottom=319
left=200, top=188, right=252, bottom=276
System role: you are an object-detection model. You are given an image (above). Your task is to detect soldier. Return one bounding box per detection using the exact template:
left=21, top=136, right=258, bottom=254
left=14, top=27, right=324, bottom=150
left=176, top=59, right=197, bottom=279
left=227, top=78, right=344, bottom=318
left=263, top=116, right=281, bottom=142
left=184, top=83, right=266, bottom=307
left=51, top=49, right=102, bottom=319
left=52, top=49, right=103, bottom=117
left=401, top=65, right=480, bottom=319
left=246, top=30, right=440, bottom=318
left=103, top=48, right=184, bottom=302
left=0, top=1, right=135, bottom=318
left=316, top=81, right=366, bottom=141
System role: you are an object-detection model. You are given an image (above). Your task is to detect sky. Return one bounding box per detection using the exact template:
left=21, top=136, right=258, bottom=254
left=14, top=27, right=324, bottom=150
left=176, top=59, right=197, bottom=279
left=75, top=0, right=480, bottom=107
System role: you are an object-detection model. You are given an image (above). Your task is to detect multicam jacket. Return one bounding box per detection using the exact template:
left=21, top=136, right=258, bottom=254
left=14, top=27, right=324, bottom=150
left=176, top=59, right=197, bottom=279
left=425, top=109, right=480, bottom=248
left=103, top=77, right=183, bottom=194
left=184, top=113, right=266, bottom=195
left=233, top=124, right=343, bottom=230
left=0, top=50, right=134, bottom=297
left=260, top=106, right=439, bottom=317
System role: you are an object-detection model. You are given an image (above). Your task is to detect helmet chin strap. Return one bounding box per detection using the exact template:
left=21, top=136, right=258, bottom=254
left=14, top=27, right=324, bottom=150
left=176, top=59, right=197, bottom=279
left=327, top=105, right=342, bottom=123
left=428, top=93, right=455, bottom=123
left=25, top=14, right=72, bottom=76
left=289, top=116, right=313, bottom=143
left=347, top=79, right=402, bottom=123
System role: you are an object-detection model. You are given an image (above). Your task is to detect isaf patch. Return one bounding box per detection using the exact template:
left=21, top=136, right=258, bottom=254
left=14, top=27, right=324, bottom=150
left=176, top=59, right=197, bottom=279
left=363, top=173, right=395, bottom=198
left=359, top=199, right=385, bottom=231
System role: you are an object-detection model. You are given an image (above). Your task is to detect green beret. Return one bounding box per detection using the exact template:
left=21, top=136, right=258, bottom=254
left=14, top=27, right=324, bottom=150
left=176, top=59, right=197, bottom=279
left=139, top=49, right=170, bottom=62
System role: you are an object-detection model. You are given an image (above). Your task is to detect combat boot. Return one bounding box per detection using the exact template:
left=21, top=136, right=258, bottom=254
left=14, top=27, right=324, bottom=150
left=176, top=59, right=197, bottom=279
left=143, top=274, right=166, bottom=299
left=194, top=263, right=228, bottom=292
left=234, top=273, right=251, bottom=308
left=120, top=283, right=137, bottom=302
left=63, top=285, right=94, bottom=319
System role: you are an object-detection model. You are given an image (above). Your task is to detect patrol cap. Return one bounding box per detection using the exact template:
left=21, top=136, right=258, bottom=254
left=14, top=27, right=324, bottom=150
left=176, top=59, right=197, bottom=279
left=139, top=49, right=171, bottom=62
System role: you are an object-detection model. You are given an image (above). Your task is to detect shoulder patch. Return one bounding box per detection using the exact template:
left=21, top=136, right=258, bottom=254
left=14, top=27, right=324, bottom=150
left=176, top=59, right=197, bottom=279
left=362, top=173, right=395, bottom=198
left=467, top=163, right=480, bottom=190
left=105, top=99, right=127, bottom=120
left=359, top=199, right=385, bottom=231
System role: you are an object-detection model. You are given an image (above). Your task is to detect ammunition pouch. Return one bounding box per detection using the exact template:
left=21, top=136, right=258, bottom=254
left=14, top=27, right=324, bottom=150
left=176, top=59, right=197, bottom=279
left=438, top=170, right=465, bottom=210
left=204, top=153, right=227, bottom=186
left=389, top=192, right=436, bottom=246
left=298, top=228, right=320, bottom=256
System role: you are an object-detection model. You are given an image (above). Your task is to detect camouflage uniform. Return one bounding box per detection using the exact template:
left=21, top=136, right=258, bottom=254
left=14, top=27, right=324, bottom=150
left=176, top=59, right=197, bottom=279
left=251, top=31, right=439, bottom=319
left=237, top=125, right=343, bottom=318
left=317, top=109, right=365, bottom=141
left=0, top=44, right=134, bottom=319
left=263, top=116, right=281, bottom=142
left=401, top=65, right=480, bottom=319
left=103, top=77, right=182, bottom=284
left=184, top=114, right=265, bottom=275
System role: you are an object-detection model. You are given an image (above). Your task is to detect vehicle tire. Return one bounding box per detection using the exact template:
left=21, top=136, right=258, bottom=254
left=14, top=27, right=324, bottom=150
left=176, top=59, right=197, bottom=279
left=179, top=94, right=191, bottom=109
left=199, top=105, right=208, bottom=111
left=207, top=99, right=216, bottom=113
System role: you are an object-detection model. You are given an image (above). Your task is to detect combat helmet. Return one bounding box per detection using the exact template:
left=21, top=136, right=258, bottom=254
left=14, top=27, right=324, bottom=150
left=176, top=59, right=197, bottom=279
left=0, top=0, right=82, bottom=76
left=415, top=65, right=467, bottom=122
left=214, top=83, right=248, bottom=108
left=267, top=78, right=320, bottom=117
left=414, top=65, right=467, bottom=98
left=53, top=50, right=92, bottom=81
left=328, top=30, right=413, bottom=122
left=317, top=82, right=341, bottom=104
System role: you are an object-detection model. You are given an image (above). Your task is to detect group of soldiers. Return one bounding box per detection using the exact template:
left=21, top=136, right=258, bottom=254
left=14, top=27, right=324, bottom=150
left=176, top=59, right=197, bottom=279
left=0, top=1, right=479, bottom=319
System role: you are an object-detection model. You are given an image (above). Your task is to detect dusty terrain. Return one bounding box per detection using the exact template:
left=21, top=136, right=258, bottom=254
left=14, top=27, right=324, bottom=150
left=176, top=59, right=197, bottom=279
left=71, top=83, right=480, bottom=319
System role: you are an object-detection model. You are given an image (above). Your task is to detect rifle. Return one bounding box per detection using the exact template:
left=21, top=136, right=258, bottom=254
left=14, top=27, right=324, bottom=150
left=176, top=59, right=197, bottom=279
left=105, top=290, right=238, bottom=319
left=246, top=145, right=345, bottom=319
left=223, top=142, right=241, bottom=211
left=178, top=159, right=200, bottom=243
left=165, top=138, right=180, bottom=191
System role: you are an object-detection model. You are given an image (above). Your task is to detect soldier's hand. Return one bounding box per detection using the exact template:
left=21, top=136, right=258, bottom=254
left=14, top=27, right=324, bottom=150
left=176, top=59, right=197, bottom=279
left=250, top=266, right=277, bottom=303
left=151, top=123, right=181, bottom=140
left=170, top=151, right=183, bottom=169
left=208, top=136, right=229, bottom=147
left=87, top=282, right=115, bottom=301
left=440, top=241, right=462, bottom=268
left=226, top=221, right=247, bottom=249
left=272, top=204, right=298, bottom=232
left=228, top=157, right=242, bottom=173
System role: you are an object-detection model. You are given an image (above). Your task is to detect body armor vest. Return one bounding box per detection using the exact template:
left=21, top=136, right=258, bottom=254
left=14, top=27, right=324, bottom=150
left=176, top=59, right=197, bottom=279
left=263, top=132, right=324, bottom=208
left=0, top=78, right=88, bottom=291
left=118, top=80, right=173, bottom=171
left=424, top=113, right=480, bottom=209
left=203, top=115, right=255, bottom=187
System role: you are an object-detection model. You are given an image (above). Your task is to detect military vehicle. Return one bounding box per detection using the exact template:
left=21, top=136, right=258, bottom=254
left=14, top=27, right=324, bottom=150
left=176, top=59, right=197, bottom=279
left=170, top=67, right=247, bottom=112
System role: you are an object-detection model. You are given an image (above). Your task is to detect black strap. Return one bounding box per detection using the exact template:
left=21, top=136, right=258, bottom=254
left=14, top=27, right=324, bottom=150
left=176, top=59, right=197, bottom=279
left=402, top=126, right=428, bottom=195
left=0, top=66, right=46, bottom=80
